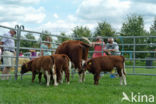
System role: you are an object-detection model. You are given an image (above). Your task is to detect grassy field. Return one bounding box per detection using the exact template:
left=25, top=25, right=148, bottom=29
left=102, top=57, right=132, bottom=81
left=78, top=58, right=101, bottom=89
left=0, top=71, right=156, bottom=104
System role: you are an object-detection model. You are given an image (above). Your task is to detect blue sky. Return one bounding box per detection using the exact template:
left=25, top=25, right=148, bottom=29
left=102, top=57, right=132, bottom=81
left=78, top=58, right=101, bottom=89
left=0, top=0, right=156, bottom=35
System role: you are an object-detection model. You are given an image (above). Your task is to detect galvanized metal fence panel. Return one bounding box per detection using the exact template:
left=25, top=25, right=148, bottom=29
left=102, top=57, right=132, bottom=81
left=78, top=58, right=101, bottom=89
left=0, top=25, right=156, bottom=80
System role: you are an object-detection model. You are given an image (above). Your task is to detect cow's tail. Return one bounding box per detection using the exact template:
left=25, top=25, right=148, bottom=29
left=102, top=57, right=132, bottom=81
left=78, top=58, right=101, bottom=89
left=62, top=54, right=71, bottom=70
left=50, top=55, right=55, bottom=65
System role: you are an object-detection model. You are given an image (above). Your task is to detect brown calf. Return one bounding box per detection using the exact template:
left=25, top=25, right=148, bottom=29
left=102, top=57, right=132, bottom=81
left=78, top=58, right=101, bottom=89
left=83, top=56, right=127, bottom=85
left=52, top=54, right=71, bottom=84
left=21, top=56, right=58, bottom=86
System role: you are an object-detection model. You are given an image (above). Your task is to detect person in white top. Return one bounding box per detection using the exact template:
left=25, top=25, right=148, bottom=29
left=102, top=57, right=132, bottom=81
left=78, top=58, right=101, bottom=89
left=0, top=29, right=16, bottom=80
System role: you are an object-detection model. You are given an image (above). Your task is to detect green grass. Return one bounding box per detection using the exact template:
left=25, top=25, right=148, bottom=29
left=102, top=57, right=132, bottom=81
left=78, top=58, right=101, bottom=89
left=0, top=73, right=156, bottom=104
left=126, top=68, right=156, bottom=74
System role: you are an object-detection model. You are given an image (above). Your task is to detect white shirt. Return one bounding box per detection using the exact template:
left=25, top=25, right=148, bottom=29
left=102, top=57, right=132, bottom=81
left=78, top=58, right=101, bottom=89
left=105, top=42, right=120, bottom=55
left=1, top=32, right=15, bottom=52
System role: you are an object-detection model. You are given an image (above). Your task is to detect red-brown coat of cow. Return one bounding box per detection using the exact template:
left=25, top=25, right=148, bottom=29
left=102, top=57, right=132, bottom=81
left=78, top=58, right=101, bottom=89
left=83, top=56, right=127, bottom=85
left=55, top=40, right=90, bottom=82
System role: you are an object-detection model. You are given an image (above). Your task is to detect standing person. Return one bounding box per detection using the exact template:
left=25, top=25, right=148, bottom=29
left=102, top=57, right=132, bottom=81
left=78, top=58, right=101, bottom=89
left=19, top=51, right=23, bottom=57
left=104, top=37, right=120, bottom=55
left=92, top=36, right=107, bottom=58
left=104, top=37, right=121, bottom=78
left=29, top=49, right=37, bottom=60
left=41, top=36, right=52, bottom=56
left=0, top=29, right=16, bottom=80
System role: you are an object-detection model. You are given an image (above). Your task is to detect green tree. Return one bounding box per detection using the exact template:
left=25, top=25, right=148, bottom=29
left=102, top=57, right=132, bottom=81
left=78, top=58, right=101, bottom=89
left=149, top=17, right=156, bottom=57
left=120, top=14, right=147, bottom=58
left=57, top=32, right=71, bottom=43
left=121, top=15, right=145, bottom=36
left=20, top=33, right=39, bottom=52
left=150, top=17, right=156, bottom=35
left=72, top=26, right=92, bottom=38
left=41, top=30, right=52, bottom=41
left=94, top=21, right=115, bottom=37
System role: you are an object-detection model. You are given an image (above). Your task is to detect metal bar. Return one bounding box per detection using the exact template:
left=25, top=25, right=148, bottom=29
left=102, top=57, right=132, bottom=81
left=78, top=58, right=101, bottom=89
left=14, top=25, right=23, bottom=80
left=133, top=37, right=136, bottom=73
left=125, top=66, right=156, bottom=68
left=0, top=25, right=16, bottom=30
left=88, top=50, right=156, bottom=53
left=127, top=73, right=156, bottom=76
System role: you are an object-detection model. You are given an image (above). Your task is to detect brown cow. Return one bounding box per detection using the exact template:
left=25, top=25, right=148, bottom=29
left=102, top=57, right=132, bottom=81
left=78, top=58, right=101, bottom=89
left=82, top=56, right=127, bottom=85
left=55, top=40, right=90, bottom=82
left=52, top=54, right=71, bottom=84
left=21, top=56, right=58, bottom=86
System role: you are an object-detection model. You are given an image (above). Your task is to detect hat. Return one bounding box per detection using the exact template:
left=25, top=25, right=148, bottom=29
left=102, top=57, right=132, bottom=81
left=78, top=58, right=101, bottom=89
left=96, top=36, right=102, bottom=40
left=10, top=29, right=16, bottom=34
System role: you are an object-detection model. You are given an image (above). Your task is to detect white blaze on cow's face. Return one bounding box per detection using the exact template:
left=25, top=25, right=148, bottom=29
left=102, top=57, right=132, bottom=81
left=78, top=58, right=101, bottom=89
left=82, top=60, right=86, bottom=66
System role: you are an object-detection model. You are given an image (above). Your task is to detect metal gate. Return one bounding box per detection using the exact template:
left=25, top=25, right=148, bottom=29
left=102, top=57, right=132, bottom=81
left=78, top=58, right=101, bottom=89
left=0, top=25, right=156, bottom=80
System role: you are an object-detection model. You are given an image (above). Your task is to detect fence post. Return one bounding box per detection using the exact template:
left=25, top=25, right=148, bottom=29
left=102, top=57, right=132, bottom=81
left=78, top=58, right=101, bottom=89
left=133, top=37, right=136, bottom=73
left=14, top=25, right=24, bottom=80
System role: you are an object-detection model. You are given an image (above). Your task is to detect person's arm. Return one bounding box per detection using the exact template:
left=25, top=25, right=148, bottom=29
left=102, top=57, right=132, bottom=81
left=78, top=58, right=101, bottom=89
left=103, top=44, right=111, bottom=55
left=109, top=43, right=119, bottom=52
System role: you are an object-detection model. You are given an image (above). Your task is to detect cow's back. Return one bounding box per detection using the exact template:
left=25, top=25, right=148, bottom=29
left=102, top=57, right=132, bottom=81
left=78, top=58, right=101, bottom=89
left=91, top=56, right=124, bottom=71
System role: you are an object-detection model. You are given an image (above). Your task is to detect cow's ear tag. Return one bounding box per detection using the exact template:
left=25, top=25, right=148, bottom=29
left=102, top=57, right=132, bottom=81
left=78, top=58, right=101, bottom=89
left=88, top=62, right=92, bottom=65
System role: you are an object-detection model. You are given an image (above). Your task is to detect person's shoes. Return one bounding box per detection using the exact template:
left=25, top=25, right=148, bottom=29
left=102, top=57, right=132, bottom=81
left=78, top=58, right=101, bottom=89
left=110, top=74, right=116, bottom=78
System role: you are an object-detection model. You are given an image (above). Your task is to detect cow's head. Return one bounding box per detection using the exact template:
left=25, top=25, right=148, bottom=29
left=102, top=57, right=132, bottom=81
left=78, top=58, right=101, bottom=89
left=20, top=60, right=32, bottom=75
left=82, top=60, right=92, bottom=72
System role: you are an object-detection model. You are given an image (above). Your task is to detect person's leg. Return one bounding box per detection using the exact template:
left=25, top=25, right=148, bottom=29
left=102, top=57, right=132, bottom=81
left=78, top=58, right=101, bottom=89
left=1, top=51, right=12, bottom=80
left=2, top=67, right=10, bottom=80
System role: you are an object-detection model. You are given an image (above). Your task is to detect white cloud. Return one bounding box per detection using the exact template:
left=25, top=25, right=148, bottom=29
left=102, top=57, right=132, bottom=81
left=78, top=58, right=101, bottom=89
left=0, top=5, right=46, bottom=25
left=0, top=0, right=41, bottom=5
left=53, top=13, right=59, bottom=19
left=40, top=20, right=77, bottom=34
left=76, top=0, right=130, bottom=23
left=76, top=0, right=156, bottom=31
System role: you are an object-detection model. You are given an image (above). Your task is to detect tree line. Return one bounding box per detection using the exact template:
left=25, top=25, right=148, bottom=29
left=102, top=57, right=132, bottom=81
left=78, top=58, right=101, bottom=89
left=20, top=14, right=156, bottom=58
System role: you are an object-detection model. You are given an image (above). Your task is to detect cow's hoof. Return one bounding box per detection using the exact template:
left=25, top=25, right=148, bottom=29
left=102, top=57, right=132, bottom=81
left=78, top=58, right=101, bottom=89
left=67, top=82, right=70, bottom=85
left=79, top=80, right=82, bottom=83
left=54, top=83, right=58, bottom=86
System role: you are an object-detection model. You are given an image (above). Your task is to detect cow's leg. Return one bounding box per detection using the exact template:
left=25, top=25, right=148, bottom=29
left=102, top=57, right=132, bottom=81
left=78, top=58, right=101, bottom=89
left=122, top=68, right=127, bottom=85
left=117, top=69, right=123, bottom=85
left=44, top=74, right=47, bottom=83
left=64, top=68, right=70, bottom=84
left=60, top=71, right=64, bottom=83
left=56, top=67, right=62, bottom=84
left=45, top=70, right=51, bottom=87
left=94, top=73, right=100, bottom=85
left=82, top=71, right=86, bottom=82
left=52, top=65, right=58, bottom=86
left=78, top=72, right=83, bottom=83
left=32, top=72, right=36, bottom=83
left=38, top=72, right=42, bottom=84
left=81, top=60, right=86, bottom=82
